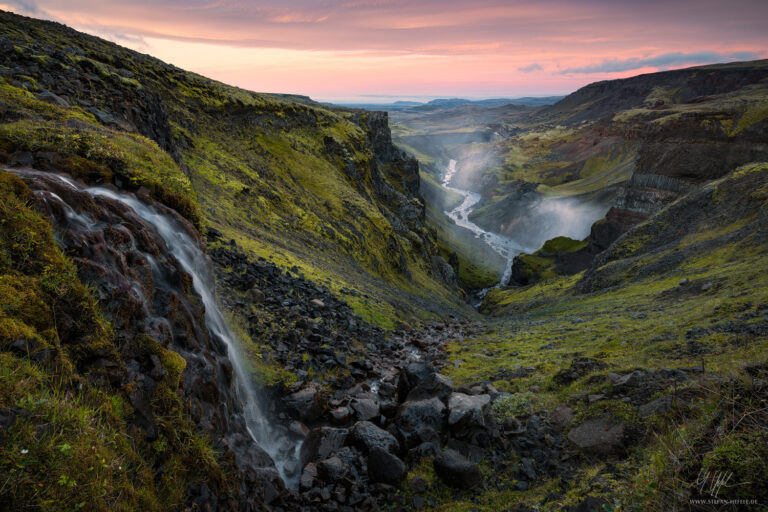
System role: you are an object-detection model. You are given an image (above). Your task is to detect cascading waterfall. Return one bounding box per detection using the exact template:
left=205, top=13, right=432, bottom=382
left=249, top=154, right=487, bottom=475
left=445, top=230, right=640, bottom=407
left=25, top=171, right=300, bottom=488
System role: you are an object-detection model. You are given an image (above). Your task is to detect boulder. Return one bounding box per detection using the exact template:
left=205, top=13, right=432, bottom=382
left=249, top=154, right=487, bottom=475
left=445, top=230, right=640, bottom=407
left=407, top=372, right=454, bottom=402
left=608, top=370, right=645, bottom=388
left=317, top=455, right=348, bottom=483
left=551, top=404, right=575, bottom=428
left=300, top=427, right=348, bottom=466
left=348, top=420, right=400, bottom=455
left=288, top=420, right=310, bottom=440
left=330, top=406, right=352, bottom=424
left=567, top=415, right=626, bottom=455
left=447, top=392, right=490, bottom=430
left=397, top=397, right=446, bottom=432
left=553, top=357, right=605, bottom=386
left=405, top=441, right=440, bottom=466
left=351, top=398, right=379, bottom=422
left=247, top=287, right=266, bottom=304
left=36, top=90, right=69, bottom=107
left=367, top=446, right=406, bottom=485
left=300, top=462, right=317, bottom=491
left=284, top=382, right=327, bottom=422
left=433, top=449, right=483, bottom=490
left=638, top=395, right=674, bottom=417
left=397, top=362, right=453, bottom=402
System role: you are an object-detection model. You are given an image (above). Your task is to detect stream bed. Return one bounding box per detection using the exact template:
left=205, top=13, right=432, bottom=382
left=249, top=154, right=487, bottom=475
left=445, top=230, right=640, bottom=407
left=441, top=159, right=531, bottom=301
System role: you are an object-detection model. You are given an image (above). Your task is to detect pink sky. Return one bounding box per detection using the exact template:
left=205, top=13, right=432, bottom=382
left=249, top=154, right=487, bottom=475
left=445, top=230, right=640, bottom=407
left=3, top=0, right=767, bottom=102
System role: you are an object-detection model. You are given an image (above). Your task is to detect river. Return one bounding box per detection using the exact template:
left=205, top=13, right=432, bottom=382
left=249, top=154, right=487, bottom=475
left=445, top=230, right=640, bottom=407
left=441, top=159, right=530, bottom=301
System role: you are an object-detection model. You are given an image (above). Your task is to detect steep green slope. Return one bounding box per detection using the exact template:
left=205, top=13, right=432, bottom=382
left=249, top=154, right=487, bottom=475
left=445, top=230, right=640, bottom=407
left=0, top=172, right=230, bottom=511
left=437, top=163, right=768, bottom=510
left=0, top=10, right=466, bottom=325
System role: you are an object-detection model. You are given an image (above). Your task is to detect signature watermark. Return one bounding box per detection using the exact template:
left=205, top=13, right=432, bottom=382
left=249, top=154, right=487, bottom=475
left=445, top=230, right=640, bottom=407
left=690, top=469, right=758, bottom=506
left=695, top=469, right=735, bottom=497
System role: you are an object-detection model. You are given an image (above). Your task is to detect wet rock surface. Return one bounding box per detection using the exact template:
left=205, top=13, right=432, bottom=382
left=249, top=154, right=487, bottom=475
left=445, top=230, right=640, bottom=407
left=16, top=171, right=277, bottom=510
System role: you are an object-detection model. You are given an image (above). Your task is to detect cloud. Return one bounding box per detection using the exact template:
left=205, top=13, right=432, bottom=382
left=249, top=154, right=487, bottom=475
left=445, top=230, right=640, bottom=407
left=560, top=51, right=761, bottom=74
left=5, top=0, right=42, bottom=16
left=518, top=62, right=542, bottom=72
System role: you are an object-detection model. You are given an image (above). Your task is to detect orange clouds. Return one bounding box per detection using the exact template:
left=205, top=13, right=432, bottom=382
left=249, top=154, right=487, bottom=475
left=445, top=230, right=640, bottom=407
left=2, top=0, right=767, bottom=101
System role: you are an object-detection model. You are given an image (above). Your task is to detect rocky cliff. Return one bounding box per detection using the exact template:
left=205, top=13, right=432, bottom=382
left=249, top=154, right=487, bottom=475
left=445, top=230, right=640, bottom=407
left=492, top=60, right=768, bottom=284
left=0, top=10, right=463, bottom=326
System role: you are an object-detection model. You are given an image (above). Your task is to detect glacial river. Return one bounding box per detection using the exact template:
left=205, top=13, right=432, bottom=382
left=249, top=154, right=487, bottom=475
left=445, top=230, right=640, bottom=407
left=441, top=159, right=530, bottom=299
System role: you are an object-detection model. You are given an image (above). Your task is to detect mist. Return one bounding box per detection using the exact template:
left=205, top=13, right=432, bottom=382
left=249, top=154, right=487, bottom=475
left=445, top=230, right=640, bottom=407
left=505, top=196, right=611, bottom=251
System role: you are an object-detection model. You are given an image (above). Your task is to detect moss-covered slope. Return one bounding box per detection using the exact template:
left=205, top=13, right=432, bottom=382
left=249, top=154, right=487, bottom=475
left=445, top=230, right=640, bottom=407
left=439, top=163, right=768, bottom=510
left=0, top=172, right=230, bottom=511
left=0, top=10, right=466, bottom=325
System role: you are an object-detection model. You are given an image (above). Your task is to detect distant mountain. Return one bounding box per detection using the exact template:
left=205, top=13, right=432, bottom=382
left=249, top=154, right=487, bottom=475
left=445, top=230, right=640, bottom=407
left=418, top=96, right=564, bottom=110
left=541, top=59, right=768, bottom=124
left=333, top=95, right=564, bottom=111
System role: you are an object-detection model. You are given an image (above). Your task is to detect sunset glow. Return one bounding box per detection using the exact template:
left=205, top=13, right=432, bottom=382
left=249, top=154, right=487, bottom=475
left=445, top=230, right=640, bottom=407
left=3, top=0, right=766, bottom=102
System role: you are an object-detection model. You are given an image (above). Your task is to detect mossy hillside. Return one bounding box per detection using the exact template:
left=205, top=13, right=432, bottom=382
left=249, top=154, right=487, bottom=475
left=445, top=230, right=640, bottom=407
left=0, top=11, right=466, bottom=325
left=0, top=79, right=200, bottom=226
left=0, top=171, right=228, bottom=511
left=425, top=205, right=503, bottom=291
left=509, top=236, right=590, bottom=285
left=618, top=376, right=768, bottom=510
left=438, top=164, right=768, bottom=508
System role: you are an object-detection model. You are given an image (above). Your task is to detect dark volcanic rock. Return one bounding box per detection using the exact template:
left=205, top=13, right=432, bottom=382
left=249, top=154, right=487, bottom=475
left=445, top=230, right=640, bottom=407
left=567, top=415, right=626, bottom=455
left=349, top=420, right=400, bottom=455
left=317, top=455, right=349, bottom=483
left=367, top=446, right=406, bottom=485
left=398, top=362, right=454, bottom=402
left=350, top=398, right=379, bottom=422
left=433, top=449, right=483, bottom=490
left=285, top=382, right=327, bottom=422
left=553, top=357, right=606, bottom=386
left=447, top=392, right=490, bottom=430
left=395, top=397, right=446, bottom=447
left=300, top=427, right=349, bottom=466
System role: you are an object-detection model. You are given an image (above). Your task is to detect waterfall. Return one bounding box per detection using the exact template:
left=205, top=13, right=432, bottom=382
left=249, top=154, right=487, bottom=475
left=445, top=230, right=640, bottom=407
left=17, top=170, right=300, bottom=487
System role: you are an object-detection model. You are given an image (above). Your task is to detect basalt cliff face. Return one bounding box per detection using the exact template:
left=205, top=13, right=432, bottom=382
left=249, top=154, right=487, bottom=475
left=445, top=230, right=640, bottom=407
left=501, top=60, right=768, bottom=285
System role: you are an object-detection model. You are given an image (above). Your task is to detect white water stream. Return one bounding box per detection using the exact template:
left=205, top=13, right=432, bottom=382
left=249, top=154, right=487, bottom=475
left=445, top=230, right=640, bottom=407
left=441, top=159, right=530, bottom=300
left=42, top=173, right=300, bottom=487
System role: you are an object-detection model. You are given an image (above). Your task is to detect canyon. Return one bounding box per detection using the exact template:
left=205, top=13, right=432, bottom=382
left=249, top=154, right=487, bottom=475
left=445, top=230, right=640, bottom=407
left=1, top=9, right=768, bottom=512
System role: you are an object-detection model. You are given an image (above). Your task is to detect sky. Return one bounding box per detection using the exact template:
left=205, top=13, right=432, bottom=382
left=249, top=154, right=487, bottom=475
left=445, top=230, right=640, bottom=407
left=2, top=0, right=767, bottom=103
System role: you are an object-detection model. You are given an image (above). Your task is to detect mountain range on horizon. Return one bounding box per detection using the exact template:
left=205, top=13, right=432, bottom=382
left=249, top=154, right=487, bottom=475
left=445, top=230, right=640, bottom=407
left=334, top=96, right=567, bottom=111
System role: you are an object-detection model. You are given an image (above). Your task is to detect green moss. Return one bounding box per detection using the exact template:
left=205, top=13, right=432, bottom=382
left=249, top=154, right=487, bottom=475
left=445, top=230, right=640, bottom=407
left=0, top=118, right=200, bottom=227
left=0, top=171, right=228, bottom=511
left=730, top=104, right=768, bottom=136
left=490, top=392, right=533, bottom=421
left=541, top=236, right=588, bottom=253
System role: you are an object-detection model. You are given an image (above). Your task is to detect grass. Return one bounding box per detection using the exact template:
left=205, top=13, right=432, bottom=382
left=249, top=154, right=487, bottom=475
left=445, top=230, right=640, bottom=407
left=0, top=171, right=228, bottom=511
left=0, top=80, right=200, bottom=227
left=0, top=12, right=469, bottom=328
left=436, top=163, right=768, bottom=509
